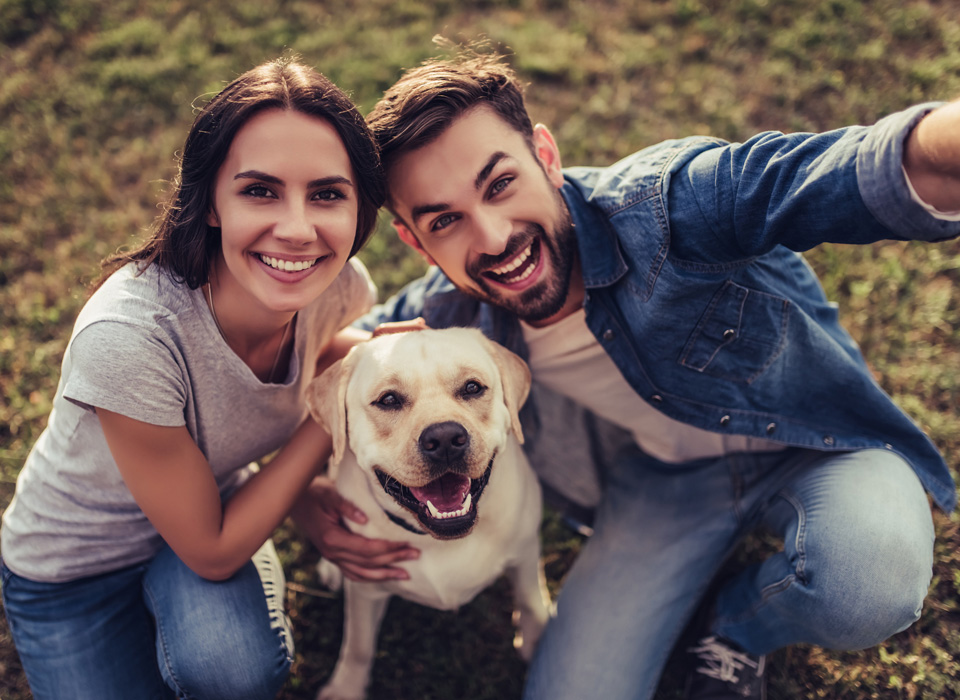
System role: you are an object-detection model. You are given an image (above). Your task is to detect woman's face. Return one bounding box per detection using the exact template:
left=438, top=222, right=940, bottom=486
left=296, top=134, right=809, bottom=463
left=208, top=108, right=358, bottom=316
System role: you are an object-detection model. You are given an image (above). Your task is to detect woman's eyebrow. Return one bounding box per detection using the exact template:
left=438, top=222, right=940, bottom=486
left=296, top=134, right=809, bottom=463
left=233, top=171, right=354, bottom=189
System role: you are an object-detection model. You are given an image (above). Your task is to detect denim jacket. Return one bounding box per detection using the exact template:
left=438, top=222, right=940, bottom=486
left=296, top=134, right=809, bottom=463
left=362, top=103, right=958, bottom=511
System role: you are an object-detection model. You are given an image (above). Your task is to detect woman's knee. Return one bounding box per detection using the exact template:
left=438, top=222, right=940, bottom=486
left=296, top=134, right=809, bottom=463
left=144, top=549, right=293, bottom=699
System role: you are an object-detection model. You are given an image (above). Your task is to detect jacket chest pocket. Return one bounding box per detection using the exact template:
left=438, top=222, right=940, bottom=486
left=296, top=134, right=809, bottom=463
left=679, top=281, right=790, bottom=384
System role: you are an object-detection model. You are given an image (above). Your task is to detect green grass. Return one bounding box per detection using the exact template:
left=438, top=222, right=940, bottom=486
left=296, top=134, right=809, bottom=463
left=1, top=0, right=959, bottom=698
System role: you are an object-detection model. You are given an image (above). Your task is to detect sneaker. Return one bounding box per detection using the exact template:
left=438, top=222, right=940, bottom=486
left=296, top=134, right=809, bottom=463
left=684, top=634, right=767, bottom=700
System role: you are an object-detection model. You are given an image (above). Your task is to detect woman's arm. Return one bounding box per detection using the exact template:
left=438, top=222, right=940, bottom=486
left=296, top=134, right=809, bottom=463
left=98, top=406, right=330, bottom=581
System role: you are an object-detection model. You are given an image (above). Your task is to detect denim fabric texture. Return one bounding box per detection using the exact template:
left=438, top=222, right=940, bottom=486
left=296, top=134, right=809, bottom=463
left=520, top=447, right=933, bottom=700
left=360, top=102, right=957, bottom=511
left=1, top=540, right=292, bottom=700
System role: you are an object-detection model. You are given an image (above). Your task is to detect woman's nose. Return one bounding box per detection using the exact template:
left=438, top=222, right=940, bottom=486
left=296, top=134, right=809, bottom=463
left=274, top=201, right=317, bottom=244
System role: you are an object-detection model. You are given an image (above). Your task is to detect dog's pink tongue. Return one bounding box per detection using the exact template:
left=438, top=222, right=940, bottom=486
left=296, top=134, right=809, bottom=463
left=410, top=473, right=471, bottom=511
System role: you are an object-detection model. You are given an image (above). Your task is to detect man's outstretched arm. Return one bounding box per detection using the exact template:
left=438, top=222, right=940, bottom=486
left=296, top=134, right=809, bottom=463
left=904, top=98, right=960, bottom=213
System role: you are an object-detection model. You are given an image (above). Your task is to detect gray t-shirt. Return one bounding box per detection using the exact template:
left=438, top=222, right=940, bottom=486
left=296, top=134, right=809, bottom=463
left=1, top=259, right=375, bottom=582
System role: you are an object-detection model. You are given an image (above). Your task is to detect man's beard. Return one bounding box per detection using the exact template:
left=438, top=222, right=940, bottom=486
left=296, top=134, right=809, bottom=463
left=462, top=200, right=577, bottom=323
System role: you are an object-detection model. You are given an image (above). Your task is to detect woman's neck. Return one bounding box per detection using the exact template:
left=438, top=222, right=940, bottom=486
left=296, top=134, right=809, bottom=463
left=205, top=272, right=296, bottom=383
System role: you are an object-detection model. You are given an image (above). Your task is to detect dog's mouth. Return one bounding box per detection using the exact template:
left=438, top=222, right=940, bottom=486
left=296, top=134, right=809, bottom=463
left=375, top=460, right=493, bottom=539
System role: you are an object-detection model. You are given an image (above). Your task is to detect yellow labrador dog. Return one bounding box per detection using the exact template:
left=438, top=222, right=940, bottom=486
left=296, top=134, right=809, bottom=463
left=306, top=327, right=552, bottom=700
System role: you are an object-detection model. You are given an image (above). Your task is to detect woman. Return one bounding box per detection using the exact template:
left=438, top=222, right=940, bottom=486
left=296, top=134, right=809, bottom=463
left=0, top=57, right=414, bottom=700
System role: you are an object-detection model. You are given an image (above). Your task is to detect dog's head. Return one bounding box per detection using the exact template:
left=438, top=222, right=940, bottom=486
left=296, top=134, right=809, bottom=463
left=306, top=327, right=531, bottom=539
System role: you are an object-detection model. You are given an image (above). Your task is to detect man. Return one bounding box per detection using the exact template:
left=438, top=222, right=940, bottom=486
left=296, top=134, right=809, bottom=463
left=353, top=48, right=959, bottom=699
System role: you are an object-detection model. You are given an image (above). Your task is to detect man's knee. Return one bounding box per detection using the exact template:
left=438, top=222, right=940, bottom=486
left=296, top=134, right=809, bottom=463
left=801, top=525, right=932, bottom=650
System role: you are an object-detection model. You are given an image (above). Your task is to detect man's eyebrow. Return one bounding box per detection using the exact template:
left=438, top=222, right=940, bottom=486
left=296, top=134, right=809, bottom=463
left=475, top=152, right=508, bottom=191
left=411, top=202, right=450, bottom=226
left=233, top=171, right=354, bottom=189
left=410, top=152, right=509, bottom=226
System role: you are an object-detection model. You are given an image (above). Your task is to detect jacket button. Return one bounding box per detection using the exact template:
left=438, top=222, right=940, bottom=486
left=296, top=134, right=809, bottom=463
left=766, top=423, right=776, bottom=434
left=823, top=435, right=835, bottom=446
left=719, top=415, right=731, bottom=426
left=602, top=329, right=614, bottom=341
left=723, top=328, right=736, bottom=340
left=650, top=394, right=663, bottom=404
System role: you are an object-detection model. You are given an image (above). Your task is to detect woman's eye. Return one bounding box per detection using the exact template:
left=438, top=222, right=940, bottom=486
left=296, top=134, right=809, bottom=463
left=461, top=381, right=485, bottom=398
left=243, top=184, right=274, bottom=198
left=375, top=392, right=402, bottom=409
left=313, top=189, right=345, bottom=201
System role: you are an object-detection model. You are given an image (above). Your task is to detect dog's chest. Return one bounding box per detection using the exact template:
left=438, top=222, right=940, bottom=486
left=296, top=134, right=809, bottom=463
left=389, top=538, right=515, bottom=611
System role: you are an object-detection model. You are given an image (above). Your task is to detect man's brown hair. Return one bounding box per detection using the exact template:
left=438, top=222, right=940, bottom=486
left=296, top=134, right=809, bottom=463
left=367, top=39, right=534, bottom=199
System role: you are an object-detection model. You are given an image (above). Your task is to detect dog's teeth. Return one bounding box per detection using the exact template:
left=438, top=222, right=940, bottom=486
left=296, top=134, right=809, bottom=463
left=461, top=493, right=472, bottom=513
left=426, top=500, right=441, bottom=518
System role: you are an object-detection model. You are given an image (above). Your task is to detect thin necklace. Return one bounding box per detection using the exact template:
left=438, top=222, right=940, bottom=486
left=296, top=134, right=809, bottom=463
left=205, top=283, right=290, bottom=383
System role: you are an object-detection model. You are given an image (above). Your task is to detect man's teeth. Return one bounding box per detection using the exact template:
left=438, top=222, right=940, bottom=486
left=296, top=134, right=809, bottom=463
left=489, top=243, right=533, bottom=276
left=426, top=493, right=472, bottom=520
left=258, top=254, right=319, bottom=272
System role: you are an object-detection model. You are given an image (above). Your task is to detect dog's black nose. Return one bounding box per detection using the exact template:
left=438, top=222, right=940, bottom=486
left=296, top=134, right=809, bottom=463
left=418, top=421, right=470, bottom=465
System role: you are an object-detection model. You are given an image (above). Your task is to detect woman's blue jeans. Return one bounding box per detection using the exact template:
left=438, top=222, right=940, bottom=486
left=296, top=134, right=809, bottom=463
left=1, top=539, right=293, bottom=700
left=524, top=446, right=935, bottom=700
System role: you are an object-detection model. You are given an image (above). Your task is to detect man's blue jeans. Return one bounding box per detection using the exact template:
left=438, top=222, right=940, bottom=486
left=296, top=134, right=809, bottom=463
left=524, top=446, right=935, bottom=700
left=1, top=539, right=293, bottom=700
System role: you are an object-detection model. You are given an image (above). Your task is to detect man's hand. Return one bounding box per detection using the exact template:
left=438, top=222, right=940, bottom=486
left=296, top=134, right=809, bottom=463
left=290, top=476, right=420, bottom=582
left=372, top=317, right=429, bottom=337
left=904, top=98, right=960, bottom=213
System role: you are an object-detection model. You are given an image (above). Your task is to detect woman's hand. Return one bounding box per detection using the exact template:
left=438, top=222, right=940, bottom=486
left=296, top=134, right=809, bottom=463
left=290, top=476, right=420, bottom=582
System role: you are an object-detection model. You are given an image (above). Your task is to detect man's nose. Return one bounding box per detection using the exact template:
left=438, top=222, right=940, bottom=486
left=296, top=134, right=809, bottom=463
left=275, top=201, right=317, bottom=245
left=470, top=211, right=511, bottom=257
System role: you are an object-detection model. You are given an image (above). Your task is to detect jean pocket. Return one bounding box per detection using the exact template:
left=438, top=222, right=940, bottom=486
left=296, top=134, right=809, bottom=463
left=679, top=280, right=789, bottom=384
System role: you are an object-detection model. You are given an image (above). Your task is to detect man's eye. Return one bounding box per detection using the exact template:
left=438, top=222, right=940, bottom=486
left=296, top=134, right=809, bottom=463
left=432, top=214, right=457, bottom=232
left=375, top=392, right=403, bottom=409
left=461, top=380, right=485, bottom=398
left=490, top=177, right=513, bottom=196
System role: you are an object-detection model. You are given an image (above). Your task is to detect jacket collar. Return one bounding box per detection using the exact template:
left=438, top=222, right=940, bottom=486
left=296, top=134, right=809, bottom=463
left=561, top=179, right=629, bottom=290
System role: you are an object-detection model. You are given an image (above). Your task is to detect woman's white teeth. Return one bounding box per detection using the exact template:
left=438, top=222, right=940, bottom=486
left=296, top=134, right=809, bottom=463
left=490, top=244, right=533, bottom=276
left=426, top=492, right=472, bottom=519
left=258, top=254, right=319, bottom=272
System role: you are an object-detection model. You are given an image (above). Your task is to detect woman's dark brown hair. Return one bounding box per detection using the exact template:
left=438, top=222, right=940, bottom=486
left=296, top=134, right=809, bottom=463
left=99, top=57, right=385, bottom=288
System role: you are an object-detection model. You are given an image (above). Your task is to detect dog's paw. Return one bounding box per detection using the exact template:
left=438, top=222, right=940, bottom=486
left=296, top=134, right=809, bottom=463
left=317, top=559, right=344, bottom=591
left=512, top=603, right=551, bottom=662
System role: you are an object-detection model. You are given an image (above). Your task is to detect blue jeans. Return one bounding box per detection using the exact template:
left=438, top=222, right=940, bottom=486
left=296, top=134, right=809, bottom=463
left=524, top=447, right=935, bottom=700
left=1, top=540, right=293, bottom=700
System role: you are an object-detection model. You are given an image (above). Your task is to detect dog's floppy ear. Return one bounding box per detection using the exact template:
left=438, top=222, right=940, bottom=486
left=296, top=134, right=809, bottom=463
left=306, top=350, right=358, bottom=475
left=486, top=338, right=532, bottom=444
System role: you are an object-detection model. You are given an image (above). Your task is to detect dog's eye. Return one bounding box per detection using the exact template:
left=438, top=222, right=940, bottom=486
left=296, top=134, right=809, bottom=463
left=375, top=392, right=403, bottom=410
left=461, top=380, right=486, bottom=398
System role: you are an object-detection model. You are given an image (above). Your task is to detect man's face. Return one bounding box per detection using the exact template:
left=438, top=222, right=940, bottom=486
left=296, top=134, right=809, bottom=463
left=388, top=106, right=582, bottom=326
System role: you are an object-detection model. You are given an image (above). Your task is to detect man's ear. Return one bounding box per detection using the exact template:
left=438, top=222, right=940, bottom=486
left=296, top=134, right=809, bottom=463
left=393, top=219, right=436, bottom=266
left=533, top=124, right=565, bottom=189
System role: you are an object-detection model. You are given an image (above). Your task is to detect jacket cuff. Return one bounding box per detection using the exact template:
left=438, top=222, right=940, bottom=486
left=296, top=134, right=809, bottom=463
left=857, top=102, right=960, bottom=241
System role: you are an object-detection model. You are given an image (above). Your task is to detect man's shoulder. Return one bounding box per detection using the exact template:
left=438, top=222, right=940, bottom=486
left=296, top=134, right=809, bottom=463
left=562, top=136, right=727, bottom=209
left=356, top=266, right=482, bottom=330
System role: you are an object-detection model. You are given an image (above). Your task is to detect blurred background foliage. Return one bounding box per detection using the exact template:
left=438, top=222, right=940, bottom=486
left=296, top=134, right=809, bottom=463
left=1, top=0, right=958, bottom=697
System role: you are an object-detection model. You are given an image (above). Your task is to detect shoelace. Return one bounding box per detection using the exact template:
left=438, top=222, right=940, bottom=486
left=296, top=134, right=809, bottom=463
left=688, top=636, right=766, bottom=683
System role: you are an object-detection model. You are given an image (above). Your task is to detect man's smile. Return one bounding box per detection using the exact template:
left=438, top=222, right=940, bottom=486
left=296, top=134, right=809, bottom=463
left=481, top=238, right=543, bottom=288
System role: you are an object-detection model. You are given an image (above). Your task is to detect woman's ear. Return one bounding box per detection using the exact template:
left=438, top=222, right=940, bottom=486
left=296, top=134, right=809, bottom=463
left=393, top=219, right=437, bottom=266
left=533, top=124, right=565, bottom=189
left=206, top=207, right=220, bottom=228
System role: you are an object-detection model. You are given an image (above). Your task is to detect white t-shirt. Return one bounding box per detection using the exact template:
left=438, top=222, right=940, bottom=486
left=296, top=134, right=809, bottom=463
left=1, top=259, right=375, bottom=583
left=521, top=309, right=785, bottom=464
